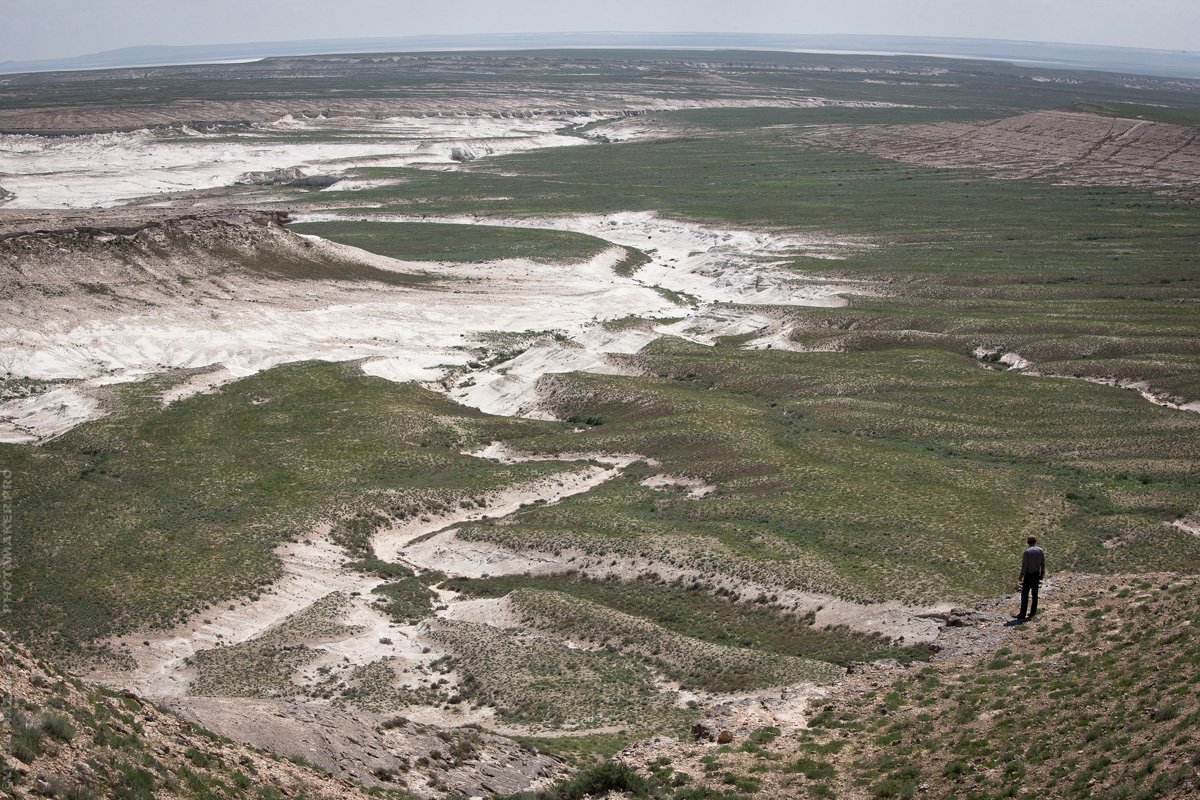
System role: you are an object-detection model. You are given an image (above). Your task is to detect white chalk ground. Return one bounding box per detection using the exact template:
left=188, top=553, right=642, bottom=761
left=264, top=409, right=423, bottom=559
left=294, top=210, right=876, bottom=417
left=3, top=112, right=877, bottom=440
left=97, top=530, right=377, bottom=697
left=0, top=386, right=100, bottom=443
left=1, top=207, right=875, bottom=440
left=1172, top=517, right=1200, bottom=539
left=0, top=239, right=673, bottom=441
left=1092, top=377, right=1200, bottom=413
left=0, top=114, right=596, bottom=209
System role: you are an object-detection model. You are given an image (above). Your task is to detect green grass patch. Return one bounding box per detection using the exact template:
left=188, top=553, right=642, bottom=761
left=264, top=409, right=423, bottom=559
left=429, top=620, right=693, bottom=732
left=445, top=573, right=924, bottom=666
left=1070, top=100, right=1200, bottom=127
left=371, top=577, right=437, bottom=625
left=507, top=588, right=842, bottom=691
left=288, top=220, right=612, bottom=264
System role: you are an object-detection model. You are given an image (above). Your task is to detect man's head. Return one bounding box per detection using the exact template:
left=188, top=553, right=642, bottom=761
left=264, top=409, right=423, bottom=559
left=1028, top=535, right=1038, bottom=546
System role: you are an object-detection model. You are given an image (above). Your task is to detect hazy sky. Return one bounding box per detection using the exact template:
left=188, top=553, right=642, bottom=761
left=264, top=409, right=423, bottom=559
left=2, top=0, right=1197, bottom=61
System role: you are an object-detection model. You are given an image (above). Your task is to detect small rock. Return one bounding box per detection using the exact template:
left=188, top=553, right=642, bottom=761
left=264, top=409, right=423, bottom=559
left=716, top=730, right=734, bottom=745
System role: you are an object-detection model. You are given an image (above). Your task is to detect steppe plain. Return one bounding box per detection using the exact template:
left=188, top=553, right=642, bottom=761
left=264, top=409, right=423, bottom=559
left=1, top=49, right=1199, bottom=800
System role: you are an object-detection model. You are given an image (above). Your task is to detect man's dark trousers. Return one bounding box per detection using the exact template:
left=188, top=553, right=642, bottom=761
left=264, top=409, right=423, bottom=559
left=1019, top=573, right=1041, bottom=618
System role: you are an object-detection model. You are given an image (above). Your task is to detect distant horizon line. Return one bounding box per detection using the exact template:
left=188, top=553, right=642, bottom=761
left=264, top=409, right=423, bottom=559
left=43, top=31, right=1200, bottom=55
left=4, top=31, right=1199, bottom=79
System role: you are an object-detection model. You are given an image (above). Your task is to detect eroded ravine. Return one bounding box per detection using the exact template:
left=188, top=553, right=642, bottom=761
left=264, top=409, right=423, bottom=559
left=93, top=448, right=634, bottom=700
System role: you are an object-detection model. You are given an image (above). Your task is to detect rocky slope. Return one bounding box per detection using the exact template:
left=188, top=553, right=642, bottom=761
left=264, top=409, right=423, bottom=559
left=0, top=630, right=397, bottom=799
left=0, top=210, right=423, bottom=326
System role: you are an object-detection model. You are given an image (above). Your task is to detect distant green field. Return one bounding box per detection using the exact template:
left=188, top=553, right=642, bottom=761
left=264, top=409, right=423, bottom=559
left=5, top=49, right=1198, bottom=120
left=310, top=105, right=1198, bottom=397
left=1072, top=100, right=1200, bottom=127
left=289, top=220, right=613, bottom=265
left=322, top=119, right=1198, bottom=286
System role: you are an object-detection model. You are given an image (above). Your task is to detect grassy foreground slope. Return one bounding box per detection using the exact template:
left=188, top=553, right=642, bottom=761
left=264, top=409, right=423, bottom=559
left=822, top=576, right=1200, bottom=800
left=510, top=575, right=1199, bottom=800
left=0, top=632, right=400, bottom=800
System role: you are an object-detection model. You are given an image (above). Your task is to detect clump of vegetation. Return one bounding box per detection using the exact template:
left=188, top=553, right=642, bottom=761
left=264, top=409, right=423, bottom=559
left=10, top=713, right=44, bottom=763
left=41, top=710, right=75, bottom=742
left=496, top=761, right=653, bottom=800
left=429, top=620, right=692, bottom=732
left=371, top=576, right=437, bottom=624
left=613, top=246, right=653, bottom=277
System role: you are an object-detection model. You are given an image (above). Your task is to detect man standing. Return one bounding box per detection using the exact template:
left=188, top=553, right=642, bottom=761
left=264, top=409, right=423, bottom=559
left=1016, top=536, right=1046, bottom=620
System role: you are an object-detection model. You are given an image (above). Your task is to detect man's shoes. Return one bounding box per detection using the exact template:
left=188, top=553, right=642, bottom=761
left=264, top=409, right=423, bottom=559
left=1014, top=614, right=1026, bottom=620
